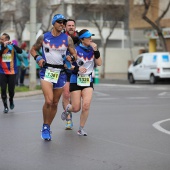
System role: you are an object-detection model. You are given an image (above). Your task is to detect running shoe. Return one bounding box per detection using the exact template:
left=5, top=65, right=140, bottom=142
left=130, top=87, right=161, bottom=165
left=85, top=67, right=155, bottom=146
left=77, top=128, right=87, bottom=136
left=9, top=99, right=14, bottom=110
left=41, top=124, right=51, bottom=141
left=65, top=119, right=73, bottom=130
left=61, top=104, right=71, bottom=121
left=3, top=107, right=9, bottom=113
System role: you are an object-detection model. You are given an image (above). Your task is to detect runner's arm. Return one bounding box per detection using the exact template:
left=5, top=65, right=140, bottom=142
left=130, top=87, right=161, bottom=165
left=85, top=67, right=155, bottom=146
left=30, top=34, right=44, bottom=59
left=67, top=36, right=77, bottom=61
left=30, top=35, right=45, bottom=67
left=90, top=42, right=102, bottom=66
left=13, top=45, right=22, bottom=54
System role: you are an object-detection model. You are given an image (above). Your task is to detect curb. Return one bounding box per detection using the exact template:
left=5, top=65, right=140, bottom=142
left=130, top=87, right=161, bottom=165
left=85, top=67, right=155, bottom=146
left=15, top=90, right=42, bottom=98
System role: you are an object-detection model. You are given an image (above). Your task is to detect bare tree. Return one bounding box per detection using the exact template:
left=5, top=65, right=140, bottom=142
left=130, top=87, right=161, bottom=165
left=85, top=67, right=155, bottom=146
left=14, top=0, right=29, bottom=43
left=0, top=0, right=60, bottom=44
left=92, top=2, right=124, bottom=78
left=0, top=0, right=15, bottom=34
left=37, top=0, right=61, bottom=32
left=142, top=0, right=170, bottom=51
left=71, top=0, right=125, bottom=78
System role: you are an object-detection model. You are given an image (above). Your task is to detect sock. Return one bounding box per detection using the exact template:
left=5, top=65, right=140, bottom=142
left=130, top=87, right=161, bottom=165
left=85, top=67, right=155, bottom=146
left=79, top=126, right=84, bottom=131
left=43, top=124, right=50, bottom=128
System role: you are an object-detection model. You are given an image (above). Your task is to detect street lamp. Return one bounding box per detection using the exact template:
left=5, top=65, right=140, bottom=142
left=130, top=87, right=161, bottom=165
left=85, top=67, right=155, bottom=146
left=29, top=0, right=37, bottom=90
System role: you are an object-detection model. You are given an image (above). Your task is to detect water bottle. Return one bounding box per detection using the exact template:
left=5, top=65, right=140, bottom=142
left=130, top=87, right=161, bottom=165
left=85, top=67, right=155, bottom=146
left=62, top=55, right=71, bottom=69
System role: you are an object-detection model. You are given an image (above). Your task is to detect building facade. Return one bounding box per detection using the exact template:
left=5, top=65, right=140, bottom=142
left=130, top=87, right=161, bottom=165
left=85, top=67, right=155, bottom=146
left=2, top=0, right=170, bottom=79
left=129, top=0, right=170, bottom=53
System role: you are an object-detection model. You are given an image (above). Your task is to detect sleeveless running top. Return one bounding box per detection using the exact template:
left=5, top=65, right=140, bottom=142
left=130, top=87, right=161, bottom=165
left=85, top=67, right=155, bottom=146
left=42, top=31, right=69, bottom=66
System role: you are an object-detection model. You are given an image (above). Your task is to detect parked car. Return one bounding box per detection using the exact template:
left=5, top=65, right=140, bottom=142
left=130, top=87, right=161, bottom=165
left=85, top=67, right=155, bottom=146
left=128, top=52, right=170, bottom=84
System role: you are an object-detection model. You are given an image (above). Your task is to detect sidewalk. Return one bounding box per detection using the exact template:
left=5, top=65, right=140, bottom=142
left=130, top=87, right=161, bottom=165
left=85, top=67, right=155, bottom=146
left=15, top=90, right=42, bottom=98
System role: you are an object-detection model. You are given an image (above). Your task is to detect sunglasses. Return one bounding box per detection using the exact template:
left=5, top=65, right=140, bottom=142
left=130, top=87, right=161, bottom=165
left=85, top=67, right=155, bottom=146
left=56, top=20, right=65, bottom=24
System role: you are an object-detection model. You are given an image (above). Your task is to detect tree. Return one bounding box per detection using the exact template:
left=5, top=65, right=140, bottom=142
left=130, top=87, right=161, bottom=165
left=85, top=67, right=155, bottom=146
left=92, top=1, right=125, bottom=78
left=142, top=0, right=170, bottom=51
left=0, top=0, right=15, bottom=34
left=71, top=0, right=125, bottom=78
left=0, top=0, right=60, bottom=45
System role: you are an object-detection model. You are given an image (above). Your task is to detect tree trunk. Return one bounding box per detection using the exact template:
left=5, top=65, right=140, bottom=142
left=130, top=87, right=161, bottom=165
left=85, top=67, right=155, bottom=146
left=143, top=15, right=167, bottom=51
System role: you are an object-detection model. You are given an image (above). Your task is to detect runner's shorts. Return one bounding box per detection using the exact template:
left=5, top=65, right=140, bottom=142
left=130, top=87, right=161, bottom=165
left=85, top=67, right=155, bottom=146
left=39, top=68, right=66, bottom=89
left=70, top=82, right=93, bottom=92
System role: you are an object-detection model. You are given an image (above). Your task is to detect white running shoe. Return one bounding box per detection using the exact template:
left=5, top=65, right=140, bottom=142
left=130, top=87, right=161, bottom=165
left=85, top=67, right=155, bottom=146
left=77, top=128, right=87, bottom=136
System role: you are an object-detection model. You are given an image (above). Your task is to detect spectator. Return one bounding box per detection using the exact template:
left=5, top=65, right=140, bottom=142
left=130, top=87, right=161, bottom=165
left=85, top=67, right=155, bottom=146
left=12, top=40, right=22, bottom=86
left=18, top=42, right=29, bottom=86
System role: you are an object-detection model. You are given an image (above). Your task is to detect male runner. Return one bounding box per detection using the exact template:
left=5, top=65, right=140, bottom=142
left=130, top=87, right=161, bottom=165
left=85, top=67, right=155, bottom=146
left=30, top=14, right=77, bottom=141
left=62, top=19, right=79, bottom=130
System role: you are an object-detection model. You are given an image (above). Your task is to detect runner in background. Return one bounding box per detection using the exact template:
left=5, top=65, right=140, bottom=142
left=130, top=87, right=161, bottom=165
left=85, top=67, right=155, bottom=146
left=0, top=33, right=22, bottom=113
left=62, top=19, right=79, bottom=130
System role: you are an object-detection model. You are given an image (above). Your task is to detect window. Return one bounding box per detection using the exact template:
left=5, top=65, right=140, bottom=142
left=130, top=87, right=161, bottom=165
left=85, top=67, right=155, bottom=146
left=134, top=56, right=143, bottom=66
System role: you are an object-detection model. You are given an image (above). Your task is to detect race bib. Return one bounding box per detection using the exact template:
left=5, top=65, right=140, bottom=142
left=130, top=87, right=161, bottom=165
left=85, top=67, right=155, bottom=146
left=44, top=69, right=60, bottom=83
left=77, top=74, right=90, bottom=86
left=2, top=54, right=12, bottom=62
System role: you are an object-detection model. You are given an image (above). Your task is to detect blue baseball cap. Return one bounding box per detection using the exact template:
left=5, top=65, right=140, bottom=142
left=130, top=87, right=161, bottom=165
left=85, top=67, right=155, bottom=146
left=79, top=30, right=95, bottom=39
left=52, top=14, right=67, bottom=25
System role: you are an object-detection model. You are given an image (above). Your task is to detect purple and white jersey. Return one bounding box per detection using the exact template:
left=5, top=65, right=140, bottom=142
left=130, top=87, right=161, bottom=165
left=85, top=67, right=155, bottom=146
left=42, top=32, right=68, bottom=67
left=76, top=45, right=94, bottom=75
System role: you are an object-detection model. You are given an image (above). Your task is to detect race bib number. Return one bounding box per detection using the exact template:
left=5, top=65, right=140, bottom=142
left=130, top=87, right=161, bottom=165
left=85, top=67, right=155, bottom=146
left=77, top=74, right=90, bottom=86
left=44, top=69, right=60, bottom=83
left=2, top=54, right=12, bottom=62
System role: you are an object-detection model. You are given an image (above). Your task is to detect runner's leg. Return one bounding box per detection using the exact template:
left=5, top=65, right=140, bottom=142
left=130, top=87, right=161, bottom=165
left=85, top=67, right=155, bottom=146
left=80, top=88, right=93, bottom=127
left=41, top=79, right=54, bottom=125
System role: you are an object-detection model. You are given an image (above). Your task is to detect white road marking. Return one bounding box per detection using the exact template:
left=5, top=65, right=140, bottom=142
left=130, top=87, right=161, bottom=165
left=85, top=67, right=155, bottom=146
left=126, top=97, right=149, bottom=99
left=93, top=91, right=109, bottom=96
left=98, top=84, right=170, bottom=90
left=98, top=84, right=142, bottom=88
left=96, top=97, right=117, bottom=100
left=158, top=92, right=167, bottom=96
left=152, top=119, right=170, bottom=135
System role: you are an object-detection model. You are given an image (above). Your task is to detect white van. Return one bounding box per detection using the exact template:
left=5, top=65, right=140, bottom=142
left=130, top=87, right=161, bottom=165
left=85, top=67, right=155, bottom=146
left=128, top=52, right=170, bottom=84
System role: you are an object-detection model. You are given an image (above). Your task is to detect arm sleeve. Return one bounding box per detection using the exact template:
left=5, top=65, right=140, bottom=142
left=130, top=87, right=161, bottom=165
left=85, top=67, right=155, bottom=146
left=13, top=45, right=22, bottom=54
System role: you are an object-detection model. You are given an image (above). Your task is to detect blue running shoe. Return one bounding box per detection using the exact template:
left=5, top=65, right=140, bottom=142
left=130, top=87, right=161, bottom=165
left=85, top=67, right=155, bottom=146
left=41, top=124, right=51, bottom=141
left=65, top=119, right=73, bottom=130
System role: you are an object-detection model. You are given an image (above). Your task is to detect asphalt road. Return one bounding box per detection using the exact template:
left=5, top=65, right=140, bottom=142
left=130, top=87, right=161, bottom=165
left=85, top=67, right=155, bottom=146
left=0, top=81, right=170, bottom=170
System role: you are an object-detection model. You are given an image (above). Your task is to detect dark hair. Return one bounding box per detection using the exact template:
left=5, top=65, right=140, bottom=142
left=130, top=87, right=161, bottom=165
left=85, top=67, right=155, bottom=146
left=65, top=19, right=76, bottom=26
left=2, top=33, right=10, bottom=40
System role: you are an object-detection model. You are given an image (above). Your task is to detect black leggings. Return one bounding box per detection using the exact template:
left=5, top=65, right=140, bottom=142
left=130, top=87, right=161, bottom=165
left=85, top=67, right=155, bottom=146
left=0, top=74, right=16, bottom=101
